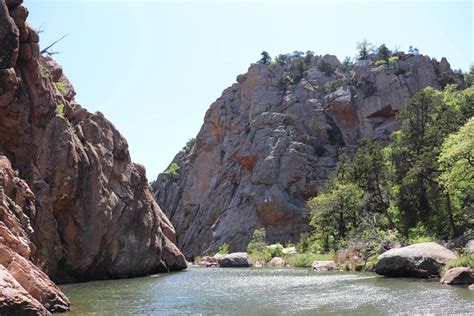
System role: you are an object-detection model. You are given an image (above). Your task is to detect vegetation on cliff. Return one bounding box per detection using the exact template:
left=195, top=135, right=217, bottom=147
left=301, top=85, right=474, bottom=260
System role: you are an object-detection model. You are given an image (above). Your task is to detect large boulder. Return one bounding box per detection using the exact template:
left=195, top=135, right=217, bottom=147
left=375, top=242, right=458, bottom=277
left=465, top=240, right=474, bottom=254
left=268, top=257, right=286, bottom=267
left=440, top=267, right=474, bottom=285
left=218, top=253, right=251, bottom=267
left=311, top=260, right=337, bottom=271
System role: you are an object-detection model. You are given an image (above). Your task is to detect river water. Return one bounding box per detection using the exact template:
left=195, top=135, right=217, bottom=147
left=61, top=267, right=473, bottom=315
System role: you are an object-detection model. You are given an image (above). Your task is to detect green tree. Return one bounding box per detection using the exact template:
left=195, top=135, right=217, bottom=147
left=377, top=43, right=391, bottom=62
left=388, top=86, right=465, bottom=236
left=438, top=118, right=474, bottom=234
left=308, top=183, right=363, bottom=252
left=258, top=51, right=272, bottom=65
left=356, top=39, right=372, bottom=61
left=247, top=228, right=266, bottom=254
left=349, top=138, right=393, bottom=227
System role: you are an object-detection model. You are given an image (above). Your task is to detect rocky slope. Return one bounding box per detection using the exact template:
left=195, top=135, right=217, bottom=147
left=153, top=50, right=463, bottom=258
left=1, top=0, right=186, bottom=312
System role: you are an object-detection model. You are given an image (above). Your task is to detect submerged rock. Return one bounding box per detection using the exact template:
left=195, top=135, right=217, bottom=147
left=440, top=267, right=474, bottom=285
left=218, top=253, right=251, bottom=267
left=375, top=242, right=458, bottom=277
left=311, top=261, right=337, bottom=271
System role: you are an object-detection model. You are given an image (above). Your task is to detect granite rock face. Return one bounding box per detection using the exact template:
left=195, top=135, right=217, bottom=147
left=154, top=49, right=462, bottom=258
left=0, top=0, right=185, bottom=295
left=0, top=157, right=69, bottom=313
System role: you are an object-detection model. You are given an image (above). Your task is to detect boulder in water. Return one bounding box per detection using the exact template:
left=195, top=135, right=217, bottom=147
left=440, top=267, right=474, bottom=285
left=375, top=242, right=457, bottom=277
left=311, top=261, right=337, bottom=271
left=218, top=253, right=251, bottom=267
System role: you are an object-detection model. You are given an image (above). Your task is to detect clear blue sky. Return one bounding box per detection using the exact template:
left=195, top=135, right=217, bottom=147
left=27, top=0, right=473, bottom=180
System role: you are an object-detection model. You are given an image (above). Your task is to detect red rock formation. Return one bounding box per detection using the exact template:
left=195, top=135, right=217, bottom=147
left=0, top=0, right=186, bottom=312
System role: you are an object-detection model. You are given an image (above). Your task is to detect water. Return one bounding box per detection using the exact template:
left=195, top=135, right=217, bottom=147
left=61, top=267, right=473, bottom=315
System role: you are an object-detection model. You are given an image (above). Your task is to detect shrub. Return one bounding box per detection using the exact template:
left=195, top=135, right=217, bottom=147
left=55, top=82, right=66, bottom=96
left=247, top=228, right=266, bottom=255
left=406, top=224, right=435, bottom=244
left=218, top=243, right=229, bottom=255
left=181, top=138, right=196, bottom=153
left=316, top=59, right=335, bottom=76
left=447, top=254, right=474, bottom=269
left=56, top=103, right=64, bottom=116
left=444, top=254, right=474, bottom=274
left=257, top=51, right=272, bottom=65
left=165, top=162, right=180, bottom=178
left=388, top=56, right=399, bottom=63
left=325, top=80, right=339, bottom=94
left=394, top=68, right=406, bottom=76
left=375, top=60, right=387, bottom=66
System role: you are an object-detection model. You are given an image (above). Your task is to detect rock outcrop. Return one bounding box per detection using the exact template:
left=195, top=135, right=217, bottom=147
left=375, top=242, right=458, bottom=277
left=154, top=48, right=463, bottom=258
left=268, top=257, right=286, bottom=267
left=0, top=2, right=185, bottom=311
left=217, top=252, right=251, bottom=267
left=311, top=260, right=337, bottom=272
left=0, top=265, right=49, bottom=315
left=440, top=267, right=474, bottom=285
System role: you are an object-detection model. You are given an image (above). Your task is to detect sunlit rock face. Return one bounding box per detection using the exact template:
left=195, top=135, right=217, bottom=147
left=0, top=0, right=186, bottom=294
left=153, top=51, right=463, bottom=258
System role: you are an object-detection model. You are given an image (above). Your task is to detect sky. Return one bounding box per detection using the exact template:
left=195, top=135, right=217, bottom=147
left=26, top=0, right=473, bottom=179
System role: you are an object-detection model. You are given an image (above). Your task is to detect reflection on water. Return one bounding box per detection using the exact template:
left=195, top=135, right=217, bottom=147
left=61, top=267, right=474, bottom=315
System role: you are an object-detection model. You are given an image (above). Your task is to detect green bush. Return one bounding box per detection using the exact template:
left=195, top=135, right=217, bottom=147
left=375, top=60, right=387, bottom=66
left=181, top=138, right=196, bottom=153
left=394, top=68, right=406, bottom=76
left=55, top=82, right=66, bottom=96
left=165, top=162, right=180, bottom=178
left=444, top=254, right=474, bottom=274
left=286, top=253, right=333, bottom=267
left=316, top=59, right=335, bottom=76
left=325, top=80, right=339, bottom=94
left=247, top=228, right=266, bottom=255
left=388, top=56, right=399, bottom=63
left=406, top=224, right=435, bottom=244
left=218, top=243, right=229, bottom=255
left=56, top=103, right=64, bottom=116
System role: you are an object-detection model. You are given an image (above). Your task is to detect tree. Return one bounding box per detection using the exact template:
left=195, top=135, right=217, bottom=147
left=356, top=39, right=372, bottom=61
left=349, top=138, right=392, bottom=225
left=464, top=65, right=474, bottom=87
left=257, top=51, right=271, bottom=65
left=247, top=228, right=267, bottom=254
left=438, top=118, right=474, bottom=235
left=377, top=43, right=391, bottom=62
left=388, top=86, right=465, bottom=236
left=309, top=183, right=363, bottom=252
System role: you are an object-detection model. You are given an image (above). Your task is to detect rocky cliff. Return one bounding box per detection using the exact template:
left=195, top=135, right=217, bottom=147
left=1, top=0, right=186, bottom=312
left=153, top=50, right=462, bottom=258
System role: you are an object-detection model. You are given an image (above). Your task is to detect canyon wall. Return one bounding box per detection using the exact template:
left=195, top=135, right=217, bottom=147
left=154, top=50, right=462, bottom=258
